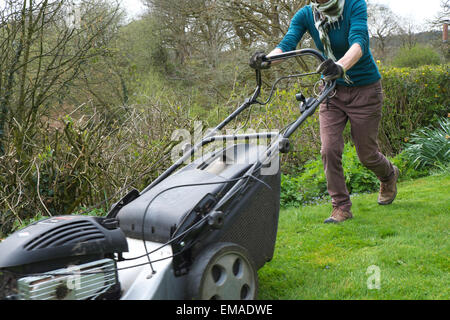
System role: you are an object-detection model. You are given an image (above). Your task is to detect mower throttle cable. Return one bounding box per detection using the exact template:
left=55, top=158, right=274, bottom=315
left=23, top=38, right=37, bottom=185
left=255, top=71, right=320, bottom=106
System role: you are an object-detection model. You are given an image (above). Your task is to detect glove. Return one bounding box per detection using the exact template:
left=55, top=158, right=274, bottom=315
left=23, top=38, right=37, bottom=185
left=316, top=58, right=345, bottom=81
left=249, top=51, right=271, bottom=70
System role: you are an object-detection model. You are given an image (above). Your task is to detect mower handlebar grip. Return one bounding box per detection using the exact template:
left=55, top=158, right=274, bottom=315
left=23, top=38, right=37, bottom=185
left=264, top=48, right=326, bottom=64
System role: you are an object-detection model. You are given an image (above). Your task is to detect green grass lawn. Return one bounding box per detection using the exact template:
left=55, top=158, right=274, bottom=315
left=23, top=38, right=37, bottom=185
left=258, top=173, right=450, bottom=300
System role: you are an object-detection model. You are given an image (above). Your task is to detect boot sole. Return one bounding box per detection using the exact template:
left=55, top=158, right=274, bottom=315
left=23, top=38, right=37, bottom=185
left=324, top=216, right=353, bottom=224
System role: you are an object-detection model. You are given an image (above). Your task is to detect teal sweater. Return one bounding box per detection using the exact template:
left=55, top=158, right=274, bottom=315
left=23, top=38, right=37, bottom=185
left=277, top=0, right=381, bottom=87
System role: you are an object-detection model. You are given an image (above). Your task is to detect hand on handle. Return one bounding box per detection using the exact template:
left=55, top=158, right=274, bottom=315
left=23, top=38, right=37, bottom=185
left=249, top=51, right=271, bottom=70
left=316, top=58, right=345, bottom=81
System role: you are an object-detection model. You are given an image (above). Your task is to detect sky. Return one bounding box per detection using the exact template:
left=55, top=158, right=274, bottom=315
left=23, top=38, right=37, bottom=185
left=370, top=0, right=443, bottom=23
left=120, top=0, right=445, bottom=23
left=121, top=0, right=146, bottom=20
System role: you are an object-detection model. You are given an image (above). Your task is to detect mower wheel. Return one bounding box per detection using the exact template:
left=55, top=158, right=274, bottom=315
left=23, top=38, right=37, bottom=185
left=187, top=242, right=258, bottom=300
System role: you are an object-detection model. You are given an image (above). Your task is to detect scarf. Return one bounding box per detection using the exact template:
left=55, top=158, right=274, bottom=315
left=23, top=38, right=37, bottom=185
left=311, top=0, right=345, bottom=61
left=311, top=0, right=351, bottom=83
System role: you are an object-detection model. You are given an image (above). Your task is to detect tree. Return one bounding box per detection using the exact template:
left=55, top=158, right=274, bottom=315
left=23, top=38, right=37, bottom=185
left=430, top=0, right=450, bottom=27
left=217, top=0, right=309, bottom=48
left=398, top=17, right=424, bottom=50
left=367, top=1, right=401, bottom=59
left=143, top=0, right=200, bottom=65
left=0, top=0, right=124, bottom=231
left=0, top=0, right=123, bottom=152
left=429, top=0, right=450, bottom=60
left=143, top=0, right=310, bottom=65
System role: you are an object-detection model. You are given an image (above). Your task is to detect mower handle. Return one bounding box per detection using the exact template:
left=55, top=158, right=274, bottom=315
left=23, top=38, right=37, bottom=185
left=250, top=48, right=331, bottom=101
left=139, top=49, right=334, bottom=195
left=264, top=48, right=327, bottom=64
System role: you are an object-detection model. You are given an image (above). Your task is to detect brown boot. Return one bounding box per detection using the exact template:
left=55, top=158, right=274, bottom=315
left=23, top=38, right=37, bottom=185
left=324, top=207, right=353, bottom=224
left=378, top=165, right=400, bottom=205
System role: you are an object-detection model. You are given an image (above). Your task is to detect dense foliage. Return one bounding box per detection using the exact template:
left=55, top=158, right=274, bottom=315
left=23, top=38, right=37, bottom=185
left=280, top=142, right=434, bottom=208
left=404, top=117, right=450, bottom=170
left=378, top=64, right=449, bottom=155
left=391, top=45, right=442, bottom=68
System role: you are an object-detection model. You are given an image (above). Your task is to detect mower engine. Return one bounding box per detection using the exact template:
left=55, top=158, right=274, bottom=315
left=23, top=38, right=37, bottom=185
left=0, top=216, right=128, bottom=300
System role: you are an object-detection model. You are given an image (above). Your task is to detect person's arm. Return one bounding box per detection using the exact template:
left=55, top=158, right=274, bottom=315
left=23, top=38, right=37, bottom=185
left=336, top=43, right=362, bottom=71
left=266, top=48, right=284, bottom=66
left=276, top=8, right=308, bottom=53
left=343, top=0, right=369, bottom=70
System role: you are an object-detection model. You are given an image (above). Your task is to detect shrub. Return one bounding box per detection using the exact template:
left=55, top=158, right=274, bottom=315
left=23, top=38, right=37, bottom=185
left=341, top=144, right=380, bottom=194
left=0, top=100, right=193, bottom=237
left=281, top=143, right=380, bottom=208
left=378, top=64, right=449, bottom=156
left=279, top=141, right=434, bottom=208
left=391, top=45, right=441, bottom=68
left=403, top=117, right=450, bottom=170
left=391, top=150, right=430, bottom=181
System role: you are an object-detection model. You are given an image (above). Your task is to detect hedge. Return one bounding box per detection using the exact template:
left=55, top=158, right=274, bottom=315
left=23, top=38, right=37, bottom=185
left=378, top=63, right=449, bottom=156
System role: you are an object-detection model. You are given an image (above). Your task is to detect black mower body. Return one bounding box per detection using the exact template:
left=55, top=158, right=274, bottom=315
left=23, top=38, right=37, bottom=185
left=117, top=143, right=280, bottom=272
left=0, top=216, right=128, bottom=274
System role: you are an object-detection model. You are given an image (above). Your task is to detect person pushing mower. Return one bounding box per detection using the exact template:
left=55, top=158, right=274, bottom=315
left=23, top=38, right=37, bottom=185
left=250, top=0, right=399, bottom=223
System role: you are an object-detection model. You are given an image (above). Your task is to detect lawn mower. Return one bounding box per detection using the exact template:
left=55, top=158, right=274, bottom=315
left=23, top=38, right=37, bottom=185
left=0, top=48, right=336, bottom=300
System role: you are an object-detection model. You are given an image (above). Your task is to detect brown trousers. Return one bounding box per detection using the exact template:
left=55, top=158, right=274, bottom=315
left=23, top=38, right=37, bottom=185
left=319, top=80, right=394, bottom=211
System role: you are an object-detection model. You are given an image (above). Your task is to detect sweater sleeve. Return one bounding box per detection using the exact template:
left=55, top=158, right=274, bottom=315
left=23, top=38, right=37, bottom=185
left=348, top=0, right=369, bottom=55
left=276, top=7, right=308, bottom=52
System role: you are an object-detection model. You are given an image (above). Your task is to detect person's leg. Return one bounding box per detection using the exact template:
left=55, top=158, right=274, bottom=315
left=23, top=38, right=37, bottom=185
left=319, top=90, right=352, bottom=213
left=346, top=81, right=394, bottom=181
left=345, top=81, right=398, bottom=204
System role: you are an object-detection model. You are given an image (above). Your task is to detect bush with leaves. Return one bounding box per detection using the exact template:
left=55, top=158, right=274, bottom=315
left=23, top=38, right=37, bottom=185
left=0, top=99, right=192, bottom=237
left=378, top=63, right=449, bottom=156
left=281, top=143, right=381, bottom=208
left=390, top=151, right=430, bottom=180
left=391, top=45, right=442, bottom=68
left=403, top=117, right=450, bottom=170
